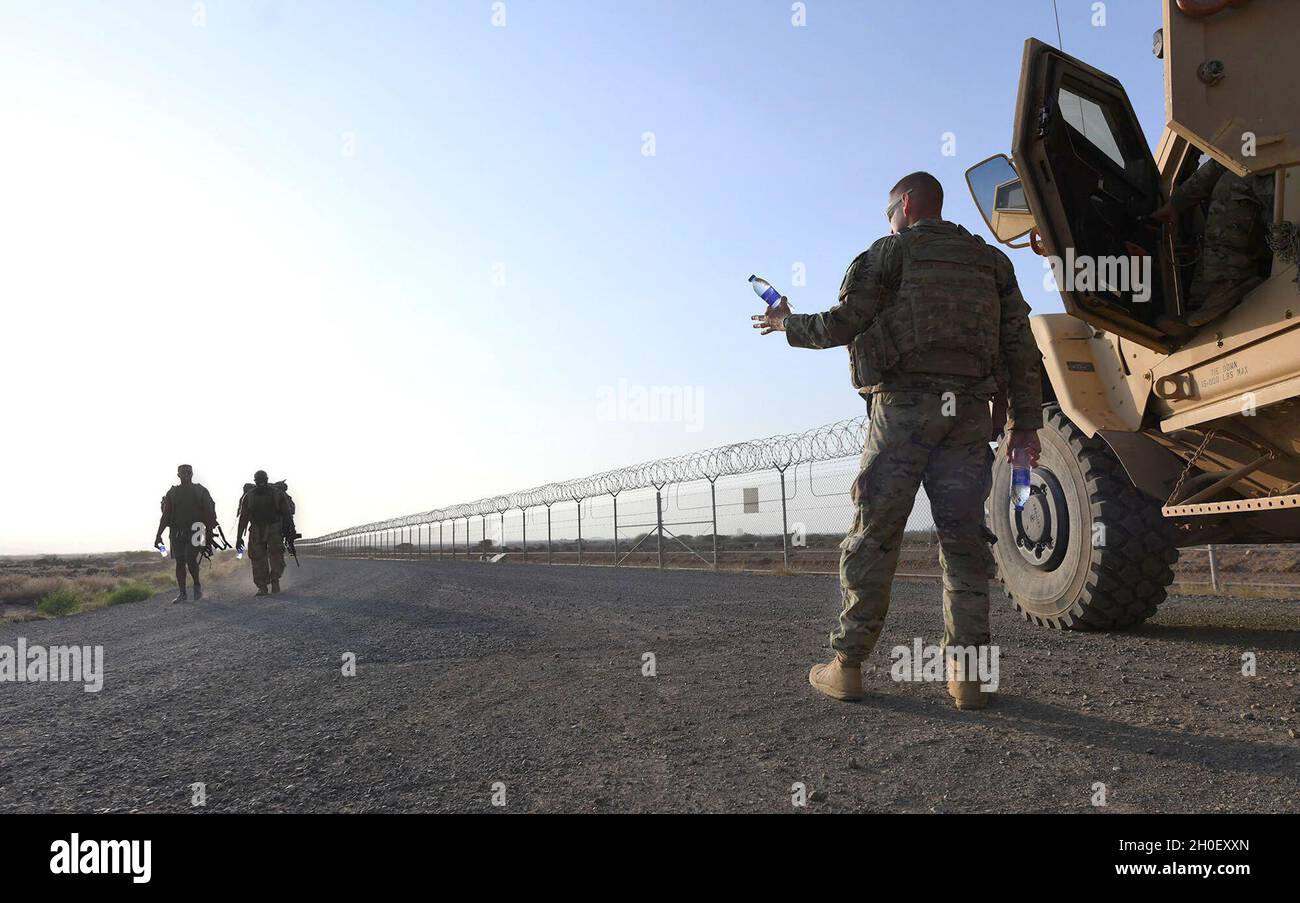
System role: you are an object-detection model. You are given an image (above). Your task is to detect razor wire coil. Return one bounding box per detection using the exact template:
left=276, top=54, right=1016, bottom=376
left=301, top=416, right=869, bottom=542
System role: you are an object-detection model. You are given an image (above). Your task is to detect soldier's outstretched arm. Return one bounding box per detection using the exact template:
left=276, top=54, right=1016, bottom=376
left=1169, top=158, right=1226, bottom=213
left=994, top=249, right=1043, bottom=434
left=782, top=236, right=895, bottom=349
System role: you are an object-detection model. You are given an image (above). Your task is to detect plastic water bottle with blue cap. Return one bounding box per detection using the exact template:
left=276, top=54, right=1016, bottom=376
left=1010, top=446, right=1032, bottom=510
left=749, top=275, right=783, bottom=307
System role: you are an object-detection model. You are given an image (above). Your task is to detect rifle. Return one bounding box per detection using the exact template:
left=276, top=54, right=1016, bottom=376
left=199, top=521, right=234, bottom=562
left=284, top=527, right=302, bottom=568
left=212, top=522, right=233, bottom=552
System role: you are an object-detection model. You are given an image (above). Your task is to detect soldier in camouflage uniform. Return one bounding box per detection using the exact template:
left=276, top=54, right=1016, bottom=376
left=753, top=172, right=1042, bottom=708
left=1151, top=157, right=1275, bottom=327
left=236, top=470, right=292, bottom=596
left=154, top=464, right=218, bottom=604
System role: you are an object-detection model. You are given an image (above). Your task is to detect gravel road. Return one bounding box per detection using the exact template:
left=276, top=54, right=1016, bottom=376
left=1, top=558, right=1296, bottom=813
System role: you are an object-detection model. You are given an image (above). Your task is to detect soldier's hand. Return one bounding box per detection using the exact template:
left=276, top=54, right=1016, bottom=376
left=1006, top=429, right=1042, bottom=467
left=751, top=296, right=792, bottom=335
left=1148, top=202, right=1178, bottom=225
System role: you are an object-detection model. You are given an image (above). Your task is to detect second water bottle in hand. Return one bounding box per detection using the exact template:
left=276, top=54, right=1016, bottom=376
left=1010, top=446, right=1032, bottom=511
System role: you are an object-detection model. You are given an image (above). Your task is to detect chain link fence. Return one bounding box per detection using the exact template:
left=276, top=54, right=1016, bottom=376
left=299, top=418, right=1300, bottom=595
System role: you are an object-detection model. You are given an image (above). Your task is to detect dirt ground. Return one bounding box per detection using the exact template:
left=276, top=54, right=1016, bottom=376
left=0, top=558, right=1296, bottom=813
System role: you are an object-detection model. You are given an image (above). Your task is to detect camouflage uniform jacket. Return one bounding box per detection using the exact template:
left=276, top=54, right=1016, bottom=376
left=1170, top=158, right=1274, bottom=285
left=784, top=219, right=1043, bottom=430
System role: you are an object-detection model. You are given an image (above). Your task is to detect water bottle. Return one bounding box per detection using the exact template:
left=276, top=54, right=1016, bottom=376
left=1010, top=446, right=1032, bottom=511
left=156, top=542, right=167, bottom=556
left=749, top=275, right=782, bottom=307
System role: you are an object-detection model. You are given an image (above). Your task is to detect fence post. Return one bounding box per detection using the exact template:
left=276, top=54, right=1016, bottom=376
left=500, top=511, right=505, bottom=557
left=612, top=493, right=619, bottom=567
left=655, top=486, right=664, bottom=569
left=1208, top=544, right=1221, bottom=592
left=547, top=505, right=553, bottom=565
left=522, top=508, right=528, bottom=562
left=709, top=477, right=718, bottom=570
left=778, top=466, right=789, bottom=570
left=576, top=498, right=583, bottom=566
left=466, top=517, right=471, bottom=559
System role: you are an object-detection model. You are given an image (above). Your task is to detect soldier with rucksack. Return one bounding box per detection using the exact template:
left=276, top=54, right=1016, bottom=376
left=154, top=464, right=218, bottom=604
left=236, top=471, right=294, bottom=596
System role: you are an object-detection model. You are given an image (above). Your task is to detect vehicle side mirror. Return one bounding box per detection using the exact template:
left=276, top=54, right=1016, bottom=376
left=966, top=154, right=1036, bottom=244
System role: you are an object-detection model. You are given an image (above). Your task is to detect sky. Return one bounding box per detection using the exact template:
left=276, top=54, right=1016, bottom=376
left=0, top=0, right=1172, bottom=553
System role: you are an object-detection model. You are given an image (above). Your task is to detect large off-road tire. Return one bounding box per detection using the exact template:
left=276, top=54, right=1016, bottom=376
left=988, top=405, right=1179, bottom=630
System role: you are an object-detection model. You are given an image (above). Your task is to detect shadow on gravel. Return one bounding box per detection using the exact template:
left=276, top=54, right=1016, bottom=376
left=841, top=692, right=1294, bottom=778
left=1128, top=623, right=1299, bottom=652
left=169, top=590, right=503, bottom=636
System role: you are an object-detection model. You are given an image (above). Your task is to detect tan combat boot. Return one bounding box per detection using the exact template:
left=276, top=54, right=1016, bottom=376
left=809, top=654, right=864, bottom=701
left=947, top=657, right=991, bottom=710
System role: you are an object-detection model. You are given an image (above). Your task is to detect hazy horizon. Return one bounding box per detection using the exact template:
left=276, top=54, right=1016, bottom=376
left=1, top=0, right=1170, bottom=554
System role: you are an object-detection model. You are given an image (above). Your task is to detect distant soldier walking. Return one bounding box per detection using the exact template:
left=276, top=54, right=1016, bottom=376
left=154, top=464, right=218, bottom=604
left=237, top=471, right=292, bottom=596
left=753, top=172, right=1042, bottom=709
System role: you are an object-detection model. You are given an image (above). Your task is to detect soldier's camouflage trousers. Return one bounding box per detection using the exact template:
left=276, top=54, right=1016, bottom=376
left=831, top=390, right=994, bottom=664
left=248, top=521, right=285, bottom=589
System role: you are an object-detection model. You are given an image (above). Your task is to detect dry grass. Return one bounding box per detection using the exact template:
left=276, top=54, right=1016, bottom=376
left=0, top=550, right=243, bottom=620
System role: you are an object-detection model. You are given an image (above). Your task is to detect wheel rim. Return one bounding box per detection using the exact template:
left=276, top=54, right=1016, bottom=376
left=1011, top=466, right=1070, bottom=572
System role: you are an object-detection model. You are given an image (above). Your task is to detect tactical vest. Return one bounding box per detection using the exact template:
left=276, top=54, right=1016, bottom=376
left=165, top=483, right=214, bottom=532
left=850, top=225, right=1001, bottom=388
left=243, top=486, right=282, bottom=525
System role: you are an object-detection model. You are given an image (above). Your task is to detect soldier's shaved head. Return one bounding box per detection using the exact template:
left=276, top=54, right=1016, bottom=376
left=889, top=171, right=944, bottom=218
left=177, top=464, right=193, bottom=483
left=254, top=470, right=269, bottom=485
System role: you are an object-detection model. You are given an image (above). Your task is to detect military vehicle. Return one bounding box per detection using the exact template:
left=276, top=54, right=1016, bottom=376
left=965, top=0, right=1299, bottom=629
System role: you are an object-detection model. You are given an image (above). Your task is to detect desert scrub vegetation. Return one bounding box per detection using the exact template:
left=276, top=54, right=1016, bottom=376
left=36, top=588, right=82, bottom=617
left=0, top=550, right=239, bottom=620
left=103, top=581, right=154, bottom=607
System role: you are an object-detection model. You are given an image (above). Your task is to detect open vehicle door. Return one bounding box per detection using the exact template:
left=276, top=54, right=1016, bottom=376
left=1013, top=38, right=1178, bottom=352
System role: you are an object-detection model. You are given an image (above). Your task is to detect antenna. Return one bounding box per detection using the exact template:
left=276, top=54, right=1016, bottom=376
left=1052, top=0, right=1065, bottom=51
